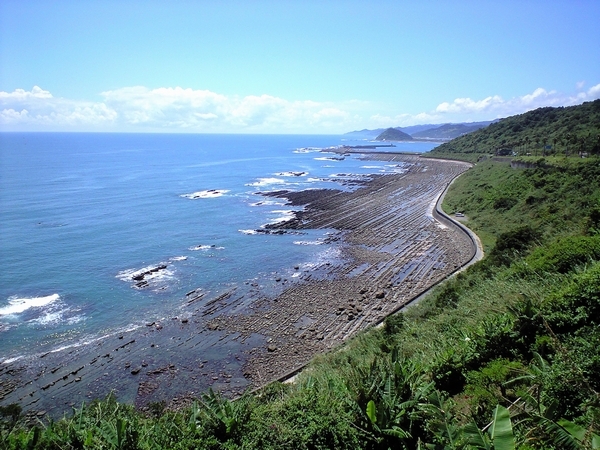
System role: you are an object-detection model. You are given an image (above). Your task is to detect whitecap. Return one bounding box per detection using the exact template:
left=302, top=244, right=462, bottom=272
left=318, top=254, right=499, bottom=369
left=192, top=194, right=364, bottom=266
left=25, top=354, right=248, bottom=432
left=191, top=245, right=211, bottom=250
left=314, top=157, right=342, bottom=161
left=30, top=311, right=64, bottom=325
left=116, top=264, right=174, bottom=285
left=250, top=199, right=285, bottom=207
left=293, top=147, right=320, bottom=153
left=329, top=173, right=359, bottom=179
left=239, top=229, right=259, bottom=235
left=28, top=308, right=84, bottom=327
left=181, top=189, right=229, bottom=199
left=269, top=210, right=297, bottom=224
left=170, top=256, right=188, bottom=261
left=274, top=171, right=308, bottom=177
left=1, top=356, right=24, bottom=365
left=0, top=294, right=60, bottom=316
left=293, top=240, right=324, bottom=245
left=189, top=245, right=224, bottom=251
left=246, top=177, right=286, bottom=187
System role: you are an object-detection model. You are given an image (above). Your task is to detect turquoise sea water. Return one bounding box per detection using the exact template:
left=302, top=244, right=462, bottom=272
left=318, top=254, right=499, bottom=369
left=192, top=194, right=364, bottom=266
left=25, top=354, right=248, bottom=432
left=0, top=133, right=438, bottom=362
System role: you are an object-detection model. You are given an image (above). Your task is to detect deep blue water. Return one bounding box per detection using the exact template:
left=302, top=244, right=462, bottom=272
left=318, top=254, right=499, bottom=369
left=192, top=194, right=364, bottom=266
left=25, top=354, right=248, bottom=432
left=0, top=133, right=438, bottom=361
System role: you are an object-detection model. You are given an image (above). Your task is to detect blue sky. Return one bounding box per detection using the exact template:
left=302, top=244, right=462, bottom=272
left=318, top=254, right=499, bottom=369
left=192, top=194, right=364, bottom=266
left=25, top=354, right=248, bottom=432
left=1, top=0, right=599, bottom=133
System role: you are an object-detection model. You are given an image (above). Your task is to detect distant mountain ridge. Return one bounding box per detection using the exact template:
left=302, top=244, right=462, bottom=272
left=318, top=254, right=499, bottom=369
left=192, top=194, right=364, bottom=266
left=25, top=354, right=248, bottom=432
left=411, top=122, right=494, bottom=139
left=345, top=120, right=496, bottom=140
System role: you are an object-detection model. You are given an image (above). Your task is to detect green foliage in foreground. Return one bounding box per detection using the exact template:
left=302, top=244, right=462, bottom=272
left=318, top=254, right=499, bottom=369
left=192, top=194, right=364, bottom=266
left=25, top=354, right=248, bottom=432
left=3, top=159, right=600, bottom=449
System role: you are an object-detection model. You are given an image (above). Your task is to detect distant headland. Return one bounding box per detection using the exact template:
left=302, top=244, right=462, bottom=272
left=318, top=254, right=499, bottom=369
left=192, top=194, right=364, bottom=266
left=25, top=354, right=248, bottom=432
left=345, top=120, right=497, bottom=141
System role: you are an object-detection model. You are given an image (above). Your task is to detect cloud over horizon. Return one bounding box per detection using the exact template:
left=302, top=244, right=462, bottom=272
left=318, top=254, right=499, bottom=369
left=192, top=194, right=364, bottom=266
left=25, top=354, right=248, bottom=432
left=2, top=84, right=599, bottom=133
left=369, top=84, right=600, bottom=129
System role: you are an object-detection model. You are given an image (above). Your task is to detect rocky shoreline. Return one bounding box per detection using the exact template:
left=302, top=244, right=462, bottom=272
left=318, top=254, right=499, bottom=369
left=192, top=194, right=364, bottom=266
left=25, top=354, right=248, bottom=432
left=0, top=154, right=476, bottom=420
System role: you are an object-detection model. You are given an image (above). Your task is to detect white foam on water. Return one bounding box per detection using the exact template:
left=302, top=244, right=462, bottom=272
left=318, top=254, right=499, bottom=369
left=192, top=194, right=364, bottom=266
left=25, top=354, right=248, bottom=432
left=0, top=294, right=60, bottom=316
left=116, top=264, right=174, bottom=285
left=269, top=210, right=297, bottom=224
left=329, top=173, right=360, bottom=179
left=382, top=164, right=408, bottom=174
left=239, top=229, right=258, bottom=235
left=181, top=189, right=230, bottom=199
left=246, top=177, right=286, bottom=187
left=189, top=245, right=224, bottom=251
left=1, top=355, right=24, bottom=364
left=314, top=157, right=342, bottom=161
left=170, top=256, right=188, bottom=261
left=274, top=171, right=308, bottom=177
left=293, top=240, right=324, bottom=245
left=293, top=147, right=321, bottom=153
left=190, top=245, right=212, bottom=251
left=30, top=311, right=64, bottom=326
left=250, top=200, right=286, bottom=207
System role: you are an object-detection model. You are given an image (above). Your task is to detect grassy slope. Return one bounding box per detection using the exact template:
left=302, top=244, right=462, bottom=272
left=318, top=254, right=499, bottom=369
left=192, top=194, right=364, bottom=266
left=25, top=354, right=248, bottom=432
left=430, top=99, right=600, bottom=156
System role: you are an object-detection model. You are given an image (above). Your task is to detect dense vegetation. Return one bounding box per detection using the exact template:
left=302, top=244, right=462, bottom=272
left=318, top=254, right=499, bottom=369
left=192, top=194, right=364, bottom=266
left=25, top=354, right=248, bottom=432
left=3, top=108, right=600, bottom=448
left=431, top=99, right=600, bottom=157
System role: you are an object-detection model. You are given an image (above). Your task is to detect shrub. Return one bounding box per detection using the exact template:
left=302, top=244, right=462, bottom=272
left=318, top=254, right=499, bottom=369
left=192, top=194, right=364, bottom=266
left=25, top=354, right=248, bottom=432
left=524, top=235, right=600, bottom=274
left=433, top=282, right=460, bottom=309
left=464, top=359, right=525, bottom=423
left=489, top=225, right=540, bottom=266
left=383, top=312, right=405, bottom=336
left=542, top=262, right=600, bottom=334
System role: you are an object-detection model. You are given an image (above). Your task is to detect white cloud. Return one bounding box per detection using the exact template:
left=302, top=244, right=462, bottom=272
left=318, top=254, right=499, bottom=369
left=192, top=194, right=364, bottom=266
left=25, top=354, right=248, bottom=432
left=429, top=85, right=600, bottom=124
left=0, top=86, right=117, bottom=129
left=358, top=84, right=600, bottom=130
left=0, top=86, right=53, bottom=100
left=1, top=83, right=599, bottom=133
left=1, top=108, right=30, bottom=122
left=435, top=95, right=505, bottom=114
left=99, top=87, right=355, bottom=132
left=587, top=83, right=600, bottom=98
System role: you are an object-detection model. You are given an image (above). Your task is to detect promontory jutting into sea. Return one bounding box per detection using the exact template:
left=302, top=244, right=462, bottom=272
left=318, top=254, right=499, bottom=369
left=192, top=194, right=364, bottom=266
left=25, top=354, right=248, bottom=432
left=0, top=133, right=439, bottom=363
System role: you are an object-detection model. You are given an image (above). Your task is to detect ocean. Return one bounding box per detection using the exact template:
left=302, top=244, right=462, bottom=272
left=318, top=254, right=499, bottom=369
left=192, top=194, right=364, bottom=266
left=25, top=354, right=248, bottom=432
left=0, top=133, right=439, bottom=363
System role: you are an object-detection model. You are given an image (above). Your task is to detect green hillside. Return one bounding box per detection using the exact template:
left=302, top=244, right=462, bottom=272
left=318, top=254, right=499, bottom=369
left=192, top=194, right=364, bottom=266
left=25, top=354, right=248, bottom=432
left=431, top=99, right=600, bottom=156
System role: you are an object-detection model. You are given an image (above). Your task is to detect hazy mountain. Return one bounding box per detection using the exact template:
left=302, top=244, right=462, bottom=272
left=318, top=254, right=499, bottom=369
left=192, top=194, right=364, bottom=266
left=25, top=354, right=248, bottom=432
left=411, top=121, right=495, bottom=139
left=345, top=120, right=496, bottom=140
left=375, top=128, right=413, bottom=141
